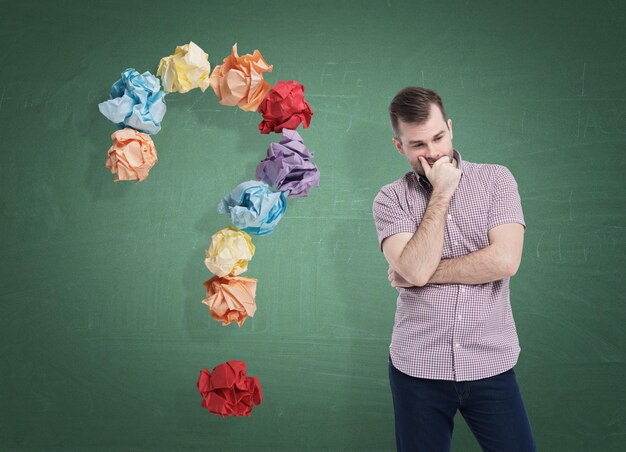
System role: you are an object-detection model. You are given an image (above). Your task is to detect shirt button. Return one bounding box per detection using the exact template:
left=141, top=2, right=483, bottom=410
left=447, top=214, right=452, bottom=219
left=457, top=315, right=463, bottom=321
left=460, top=287, right=466, bottom=293
left=453, top=241, right=459, bottom=246
left=454, top=343, right=460, bottom=348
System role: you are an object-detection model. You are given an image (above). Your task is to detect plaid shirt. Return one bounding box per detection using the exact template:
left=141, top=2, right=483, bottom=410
left=373, top=150, right=526, bottom=381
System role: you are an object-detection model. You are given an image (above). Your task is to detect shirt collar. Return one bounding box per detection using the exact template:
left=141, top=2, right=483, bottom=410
left=414, top=149, right=463, bottom=189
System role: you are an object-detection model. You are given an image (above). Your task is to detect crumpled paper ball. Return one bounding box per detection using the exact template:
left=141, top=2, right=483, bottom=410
left=157, top=41, right=211, bottom=93
left=218, top=181, right=287, bottom=236
left=204, top=227, right=255, bottom=277
left=209, top=44, right=273, bottom=112
left=105, top=128, right=158, bottom=182
left=258, top=80, right=313, bottom=134
left=98, top=68, right=167, bottom=135
left=256, top=129, right=320, bottom=198
left=202, top=275, right=257, bottom=326
left=197, top=360, right=262, bottom=417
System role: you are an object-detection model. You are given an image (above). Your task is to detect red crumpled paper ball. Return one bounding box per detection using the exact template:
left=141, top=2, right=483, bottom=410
left=258, top=80, right=313, bottom=134
left=197, top=360, right=262, bottom=417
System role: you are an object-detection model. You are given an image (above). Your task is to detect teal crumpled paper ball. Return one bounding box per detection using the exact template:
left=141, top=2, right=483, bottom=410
left=218, top=181, right=287, bottom=236
left=99, top=68, right=166, bottom=135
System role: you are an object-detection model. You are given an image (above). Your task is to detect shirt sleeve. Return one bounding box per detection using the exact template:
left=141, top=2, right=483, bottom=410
left=487, top=166, right=526, bottom=231
left=372, top=186, right=417, bottom=251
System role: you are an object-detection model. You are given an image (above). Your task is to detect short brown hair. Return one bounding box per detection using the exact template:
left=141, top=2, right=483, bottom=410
left=389, top=87, right=447, bottom=138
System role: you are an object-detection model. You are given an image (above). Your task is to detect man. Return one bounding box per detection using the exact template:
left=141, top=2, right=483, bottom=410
left=372, top=87, right=536, bottom=452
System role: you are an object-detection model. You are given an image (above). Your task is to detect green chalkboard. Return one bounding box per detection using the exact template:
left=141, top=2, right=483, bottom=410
left=1, top=0, right=625, bottom=450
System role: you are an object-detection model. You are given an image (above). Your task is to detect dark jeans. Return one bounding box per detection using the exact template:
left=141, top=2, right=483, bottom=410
left=389, top=358, right=536, bottom=452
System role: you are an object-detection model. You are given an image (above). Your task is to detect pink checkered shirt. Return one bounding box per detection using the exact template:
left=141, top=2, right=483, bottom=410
left=373, top=150, right=526, bottom=382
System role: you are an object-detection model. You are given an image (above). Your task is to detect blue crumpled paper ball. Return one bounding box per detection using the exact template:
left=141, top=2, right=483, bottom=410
left=98, top=68, right=166, bottom=135
left=218, top=181, right=287, bottom=236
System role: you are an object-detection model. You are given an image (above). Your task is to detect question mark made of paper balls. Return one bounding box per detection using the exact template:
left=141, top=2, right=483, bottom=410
left=98, top=41, right=318, bottom=417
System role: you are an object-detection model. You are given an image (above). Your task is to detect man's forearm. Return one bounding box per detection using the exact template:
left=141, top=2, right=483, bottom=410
left=427, top=244, right=516, bottom=285
left=395, top=189, right=452, bottom=286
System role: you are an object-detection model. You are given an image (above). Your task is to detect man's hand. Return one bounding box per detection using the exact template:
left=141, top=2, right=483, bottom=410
left=420, top=156, right=461, bottom=194
left=381, top=156, right=458, bottom=287
left=388, top=266, right=414, bottom=288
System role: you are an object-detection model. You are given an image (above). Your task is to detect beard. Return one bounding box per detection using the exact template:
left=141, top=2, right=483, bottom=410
left=412, top=150, right=454, bottom=177
left=412, top=162, right=427, bottom=176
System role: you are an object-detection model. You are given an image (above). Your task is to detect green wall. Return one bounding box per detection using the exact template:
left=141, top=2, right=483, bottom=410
left=1, top=0, right=624, bottom=450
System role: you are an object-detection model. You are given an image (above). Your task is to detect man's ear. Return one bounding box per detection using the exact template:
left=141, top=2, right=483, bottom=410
left=393, top=137, right=405, bottom=155
left=448, top=118, right=453, bottom=140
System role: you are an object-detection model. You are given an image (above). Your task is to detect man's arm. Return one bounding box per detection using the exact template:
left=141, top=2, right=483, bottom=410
left=382, top=156, right=461, bottom=287
left=427, top=222, right=525, bottom=284
left=388, top=222, right=524, bottom=288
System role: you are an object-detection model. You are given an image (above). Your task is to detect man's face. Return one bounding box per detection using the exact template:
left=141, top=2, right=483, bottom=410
left=393, top=103, right=454, bottom=177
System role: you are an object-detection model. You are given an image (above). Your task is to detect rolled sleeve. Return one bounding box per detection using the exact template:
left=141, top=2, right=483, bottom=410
left=372, top=187, right=417, bottom=250
left=487, top=166, right=526, bottom=231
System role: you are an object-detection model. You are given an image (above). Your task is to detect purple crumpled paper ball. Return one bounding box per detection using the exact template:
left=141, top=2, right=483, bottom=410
left=255, top=129, right=320, bottom=199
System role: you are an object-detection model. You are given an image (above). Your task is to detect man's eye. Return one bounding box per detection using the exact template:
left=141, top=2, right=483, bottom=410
left=434, top=136, right=442, bottom=141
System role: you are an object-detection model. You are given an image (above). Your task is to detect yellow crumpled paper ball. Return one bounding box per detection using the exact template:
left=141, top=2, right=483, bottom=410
left=157, top=41, right=211, bottom=94
left=204, top=227, right=255, bottom=277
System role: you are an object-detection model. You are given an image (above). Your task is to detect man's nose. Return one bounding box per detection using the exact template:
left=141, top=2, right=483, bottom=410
left=425, top=144, right=440, bottom=160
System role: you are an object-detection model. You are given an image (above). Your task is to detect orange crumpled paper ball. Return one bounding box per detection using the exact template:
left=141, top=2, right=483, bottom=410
left=105, top=128, right=157, bottom=182
left=202, top=275, right=257, bottom=326
left=208, top=44, right=273, bottom=112
left=197, top=360, right=262, bottom=417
